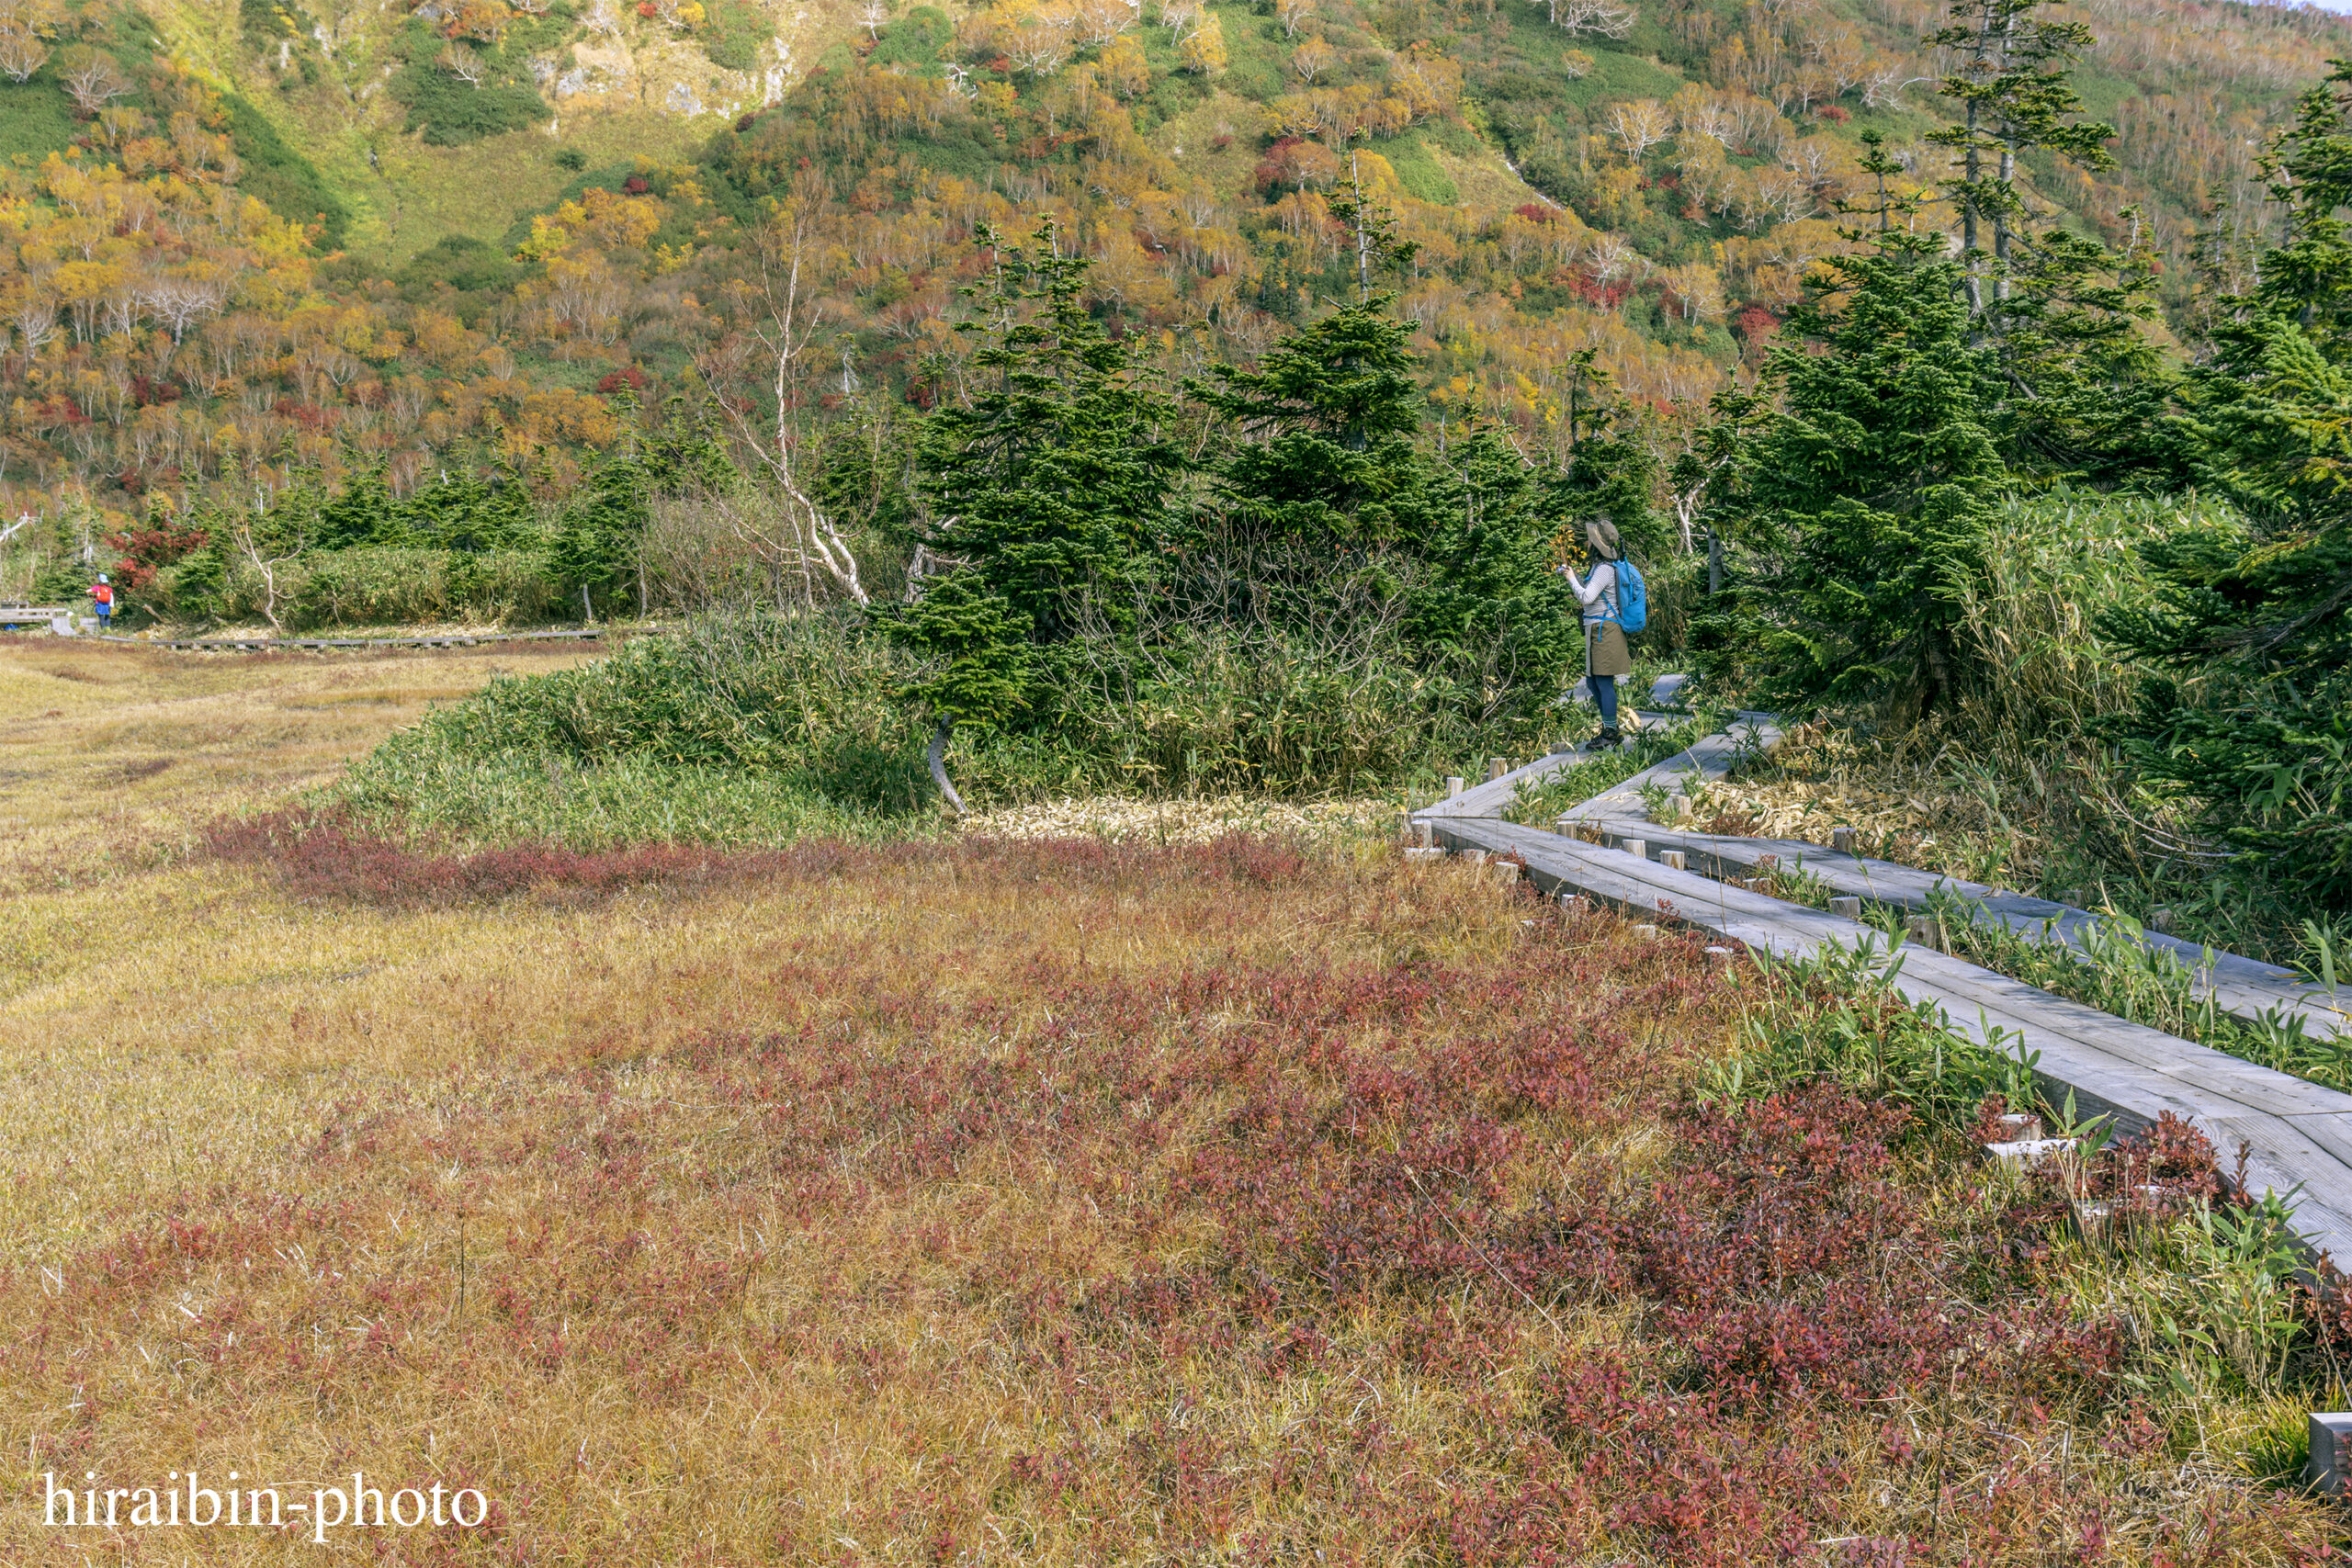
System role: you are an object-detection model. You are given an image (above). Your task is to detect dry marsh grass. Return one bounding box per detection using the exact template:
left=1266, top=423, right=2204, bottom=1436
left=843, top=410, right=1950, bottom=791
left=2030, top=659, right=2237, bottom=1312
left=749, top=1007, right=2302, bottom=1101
left=0, top=640, right=2339, bottom=1564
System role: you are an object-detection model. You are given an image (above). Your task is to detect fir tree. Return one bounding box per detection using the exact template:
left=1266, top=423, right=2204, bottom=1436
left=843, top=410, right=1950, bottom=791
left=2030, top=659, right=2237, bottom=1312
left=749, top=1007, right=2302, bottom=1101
left=1540, top=349, right=1668, bottom=565
left=1702, top=230, right=2007, bottom=716
left=552, top=407, right=734, bottom=618
left=1191, top=296, right=1430, bottom=543
left=1412, top=430, right=1584, bottom=722
left=2108, top=65, right=2352, bottom=906
left=885, top=570, right=1032, bottom=815
left=920, top=227, right=1184, bottom=643
left=901, top=229, right=1184, bottom=803
left=1928, top=0, right=2114, bottom=319
left=1927, top=0, right=2168, bottom=479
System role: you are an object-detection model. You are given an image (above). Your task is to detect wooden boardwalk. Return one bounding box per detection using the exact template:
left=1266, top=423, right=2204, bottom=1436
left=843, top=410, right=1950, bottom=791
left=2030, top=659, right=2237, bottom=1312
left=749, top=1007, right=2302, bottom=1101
left=1415, top=710, right=2352, bottom=1265
left=1567, top=823, right=2346, bottom=1043
left=1428, top=712, right=2344, bottom=1043
left=119, top=628, right=616, bottom=652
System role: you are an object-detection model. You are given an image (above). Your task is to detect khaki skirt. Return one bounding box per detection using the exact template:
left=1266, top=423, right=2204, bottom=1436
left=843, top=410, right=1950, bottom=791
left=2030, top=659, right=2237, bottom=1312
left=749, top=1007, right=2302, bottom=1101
left=1586, top=620, right=1632, bottom=678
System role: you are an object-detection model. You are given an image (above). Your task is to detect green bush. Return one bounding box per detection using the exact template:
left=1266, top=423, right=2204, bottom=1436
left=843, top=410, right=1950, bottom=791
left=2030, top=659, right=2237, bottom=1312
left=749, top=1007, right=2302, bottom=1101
left=334, top=749, right=933, bottom=849
left=333, top=605, right=1546, bottom=844
left=200, top=547, right=560, bottom=628
left=390, top=24, right=552, bottom=146
left=702, top=0, right=773, bottom=71
left=395, top=235, right=524, bottom=303
left=334, top=610, right=939, bottom=843
left=221, top=93, right=350, bottom=249
left=350, top=609, right=928, bottom=776
left=979, top=622, right=1502, bottom=798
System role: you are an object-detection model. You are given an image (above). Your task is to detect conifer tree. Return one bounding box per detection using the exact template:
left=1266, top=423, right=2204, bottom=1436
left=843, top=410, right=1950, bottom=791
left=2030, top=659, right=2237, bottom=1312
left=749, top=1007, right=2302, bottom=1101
left=1413, top=430, right=1584, bottom=716
left=886, top=570, right=1031, bottom=814
left=2108, top=66, right=2352, bottom=906
left=552, top=412, right=733, bottom=618
left=899, top=228, right=1183, bottom=805
left=1541, top=349, right=1668, bottom=564
left=1928, top=0, right=2113, bottom=318
left=1928, top=0, right=2165, bottom=479
left=1701, top=226, right=2007, bottom=716
left=1194, top=283, right=1585, bottom=735
left=1192, top=297, right=1430, bottom=543
left=919, top=227, right=1183, bottom=641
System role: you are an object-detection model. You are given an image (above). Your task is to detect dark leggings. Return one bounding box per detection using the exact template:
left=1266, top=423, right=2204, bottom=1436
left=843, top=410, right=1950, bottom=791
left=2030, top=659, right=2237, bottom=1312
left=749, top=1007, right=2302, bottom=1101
left=1591, top=673, right=1617, bottom=728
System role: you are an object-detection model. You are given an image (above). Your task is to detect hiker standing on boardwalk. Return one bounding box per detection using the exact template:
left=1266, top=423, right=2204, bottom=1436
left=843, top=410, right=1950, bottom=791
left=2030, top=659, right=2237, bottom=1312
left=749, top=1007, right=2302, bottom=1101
left=88, top=573, right=113, bottom=635
left=1560, top=516, right=1630, bottom=750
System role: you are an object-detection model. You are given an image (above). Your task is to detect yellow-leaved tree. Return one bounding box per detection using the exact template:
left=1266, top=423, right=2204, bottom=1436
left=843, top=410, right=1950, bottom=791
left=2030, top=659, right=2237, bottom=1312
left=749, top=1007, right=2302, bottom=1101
left=1176, top=10, right=1224, bottom=75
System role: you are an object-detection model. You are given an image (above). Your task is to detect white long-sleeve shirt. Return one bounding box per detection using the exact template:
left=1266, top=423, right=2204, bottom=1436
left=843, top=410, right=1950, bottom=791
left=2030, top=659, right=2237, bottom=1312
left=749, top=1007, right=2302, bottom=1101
left=1563, top=561, right=1617, bottom=626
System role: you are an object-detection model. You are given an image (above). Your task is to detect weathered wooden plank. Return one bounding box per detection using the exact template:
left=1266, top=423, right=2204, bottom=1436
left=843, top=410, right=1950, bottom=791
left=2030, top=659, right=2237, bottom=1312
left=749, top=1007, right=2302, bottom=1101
left=2197, top=1114, right=2352, bottom=1269
left=1425, top=813, right=2352, bottom=1260
left=1555, top=715, right=1785, bottom=824
left=1585, top=824, right=2346, bottom=1043
left=1418, top=714, right=1675, bottom=818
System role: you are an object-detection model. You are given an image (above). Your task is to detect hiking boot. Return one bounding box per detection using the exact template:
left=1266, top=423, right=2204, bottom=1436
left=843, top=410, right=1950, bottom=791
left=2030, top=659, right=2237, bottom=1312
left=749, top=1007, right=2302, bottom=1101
left=1593, top=726, right=1623, bottom=750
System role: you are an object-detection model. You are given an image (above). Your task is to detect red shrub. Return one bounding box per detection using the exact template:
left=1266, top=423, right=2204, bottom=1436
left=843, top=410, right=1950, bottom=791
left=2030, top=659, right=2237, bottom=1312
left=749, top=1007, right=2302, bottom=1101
left=1733, top=303, right=1780, bottom=342
left=102, top=518, right=209, bottom=595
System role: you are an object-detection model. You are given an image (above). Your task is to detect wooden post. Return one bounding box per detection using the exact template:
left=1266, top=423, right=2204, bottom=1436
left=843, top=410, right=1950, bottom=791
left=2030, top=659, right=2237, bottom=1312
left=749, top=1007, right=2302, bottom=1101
left=1658, top=850, right=1687, bottom=871
left=1487, top=756, right=1509, bottom=782
left=1621, top=839, right=1647, bottom=862
left=1830, top=826, right=1856, bottom=854
left=1905, top=913, right=1942, bottom=953
left=2306, top=1415, right=2352, bottom=1496
left=1829, top=896, right=1862, bottom=919
left=1444, top=775, right=1464, bottom=798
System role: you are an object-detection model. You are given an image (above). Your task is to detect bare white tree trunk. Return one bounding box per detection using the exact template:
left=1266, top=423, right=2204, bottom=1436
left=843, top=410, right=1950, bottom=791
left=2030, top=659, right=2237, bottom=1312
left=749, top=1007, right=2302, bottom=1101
left=232, top=518, right=294, bottom=634
left=927, top=717, right=967, bottom=815
left=706, top=175, right=873, bottom=609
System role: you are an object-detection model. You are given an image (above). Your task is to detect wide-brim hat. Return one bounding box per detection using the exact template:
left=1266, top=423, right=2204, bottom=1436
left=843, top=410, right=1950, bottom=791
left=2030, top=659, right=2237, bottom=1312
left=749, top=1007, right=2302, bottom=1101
left=1584, top=517, right=1620, bottom=560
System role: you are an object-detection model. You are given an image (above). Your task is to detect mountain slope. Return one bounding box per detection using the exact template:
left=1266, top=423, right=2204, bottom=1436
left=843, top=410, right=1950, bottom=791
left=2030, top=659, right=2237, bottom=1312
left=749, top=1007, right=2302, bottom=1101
left=1, top=0, right=2348, bottom=561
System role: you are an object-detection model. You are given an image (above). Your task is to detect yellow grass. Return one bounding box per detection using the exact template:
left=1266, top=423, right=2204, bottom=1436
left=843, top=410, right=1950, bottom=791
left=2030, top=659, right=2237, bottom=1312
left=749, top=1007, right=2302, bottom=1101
left=0, top=638, right=2333, bottom=1564
left=0, top=638, right=1628, bottom=1561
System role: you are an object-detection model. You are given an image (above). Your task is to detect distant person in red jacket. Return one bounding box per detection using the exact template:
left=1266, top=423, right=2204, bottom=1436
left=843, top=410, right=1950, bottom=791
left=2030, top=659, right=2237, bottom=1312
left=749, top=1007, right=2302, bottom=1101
left=89, top=574, right=113, bottom=633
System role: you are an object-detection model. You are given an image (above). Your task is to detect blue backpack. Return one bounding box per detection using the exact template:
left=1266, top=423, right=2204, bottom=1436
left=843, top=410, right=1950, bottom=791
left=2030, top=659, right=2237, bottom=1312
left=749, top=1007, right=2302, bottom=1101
left=1610, top=558, right=1647, bottom=635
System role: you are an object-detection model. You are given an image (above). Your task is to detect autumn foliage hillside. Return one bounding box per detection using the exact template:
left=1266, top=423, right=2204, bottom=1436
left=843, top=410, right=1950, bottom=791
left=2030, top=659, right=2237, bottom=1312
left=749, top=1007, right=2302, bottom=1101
left=3, top=0, right=2350, bottom=592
